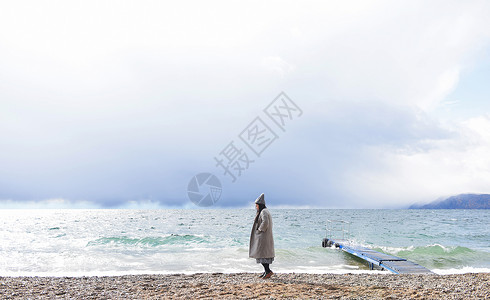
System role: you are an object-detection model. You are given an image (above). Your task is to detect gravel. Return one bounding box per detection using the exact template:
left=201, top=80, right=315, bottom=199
left=1, top=272, right=488, bottom=299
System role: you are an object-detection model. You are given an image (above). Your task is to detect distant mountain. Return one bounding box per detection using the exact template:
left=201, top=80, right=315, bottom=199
left=409, top=194, right=490, bottom=209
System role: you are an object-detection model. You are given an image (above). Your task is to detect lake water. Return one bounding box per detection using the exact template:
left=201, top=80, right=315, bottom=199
left=0, top=209, right=488, bottom=276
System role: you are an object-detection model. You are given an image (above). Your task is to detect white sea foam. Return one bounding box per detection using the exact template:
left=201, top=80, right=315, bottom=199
left=3, top=267, right=488, bottom=277
left=433, top=267, right=490, bottom=274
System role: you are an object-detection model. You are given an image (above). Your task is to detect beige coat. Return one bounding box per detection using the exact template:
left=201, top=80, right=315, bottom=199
left=249, top=208, right=275, bottom=258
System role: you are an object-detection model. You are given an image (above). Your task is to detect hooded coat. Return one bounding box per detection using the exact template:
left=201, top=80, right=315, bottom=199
left=249, top=195, right=275, bottom=259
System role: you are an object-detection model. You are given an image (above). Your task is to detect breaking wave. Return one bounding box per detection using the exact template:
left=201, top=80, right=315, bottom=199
left=87, top=234, right=211, bottom=248
left=371, top=244, right=490, bottom=269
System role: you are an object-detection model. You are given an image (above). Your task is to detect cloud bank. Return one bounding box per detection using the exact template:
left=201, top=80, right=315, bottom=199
left=1, top=0, right=489, bottom=208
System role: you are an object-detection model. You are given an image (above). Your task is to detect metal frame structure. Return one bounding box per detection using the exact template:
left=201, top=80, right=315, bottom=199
left=322, top=220, right=433, bottom=274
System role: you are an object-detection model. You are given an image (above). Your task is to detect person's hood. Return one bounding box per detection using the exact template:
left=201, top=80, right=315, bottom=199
left=254, top=193, right=265, bottom=205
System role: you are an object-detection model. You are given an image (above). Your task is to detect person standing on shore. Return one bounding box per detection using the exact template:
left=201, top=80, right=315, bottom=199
left=249, top=193, right=275, bottom=279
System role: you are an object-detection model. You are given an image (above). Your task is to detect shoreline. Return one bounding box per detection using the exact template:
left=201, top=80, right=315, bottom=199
left=1, top=267, right=489, bottom=278
left=1, top=272, right=488, bottom=299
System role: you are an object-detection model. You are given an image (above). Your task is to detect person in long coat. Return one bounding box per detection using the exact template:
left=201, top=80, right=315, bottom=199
left=249, top=193, right=275, bottom=279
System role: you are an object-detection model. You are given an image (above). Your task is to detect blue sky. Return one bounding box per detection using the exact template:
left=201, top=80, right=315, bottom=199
left=1, top=0, right=490, bottom=209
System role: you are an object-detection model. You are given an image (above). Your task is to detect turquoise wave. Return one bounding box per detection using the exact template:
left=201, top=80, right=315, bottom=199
left=87, top=234, right=210, bottom=248
left=374, top=244, right=490, bottom=269
left=397, top=244, right=474, bottom=256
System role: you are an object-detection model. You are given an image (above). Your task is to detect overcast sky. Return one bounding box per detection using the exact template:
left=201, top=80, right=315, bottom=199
left=1, top=0, right=490, bottom=208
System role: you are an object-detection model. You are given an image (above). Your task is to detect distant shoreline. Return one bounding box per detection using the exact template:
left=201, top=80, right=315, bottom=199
left=409, top=193, right=490, bottom=209
left=1, top=273, right=488, bottom=299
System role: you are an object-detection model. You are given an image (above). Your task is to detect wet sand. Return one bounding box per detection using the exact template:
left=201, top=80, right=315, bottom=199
left=1, top=272, right=488, bottom=299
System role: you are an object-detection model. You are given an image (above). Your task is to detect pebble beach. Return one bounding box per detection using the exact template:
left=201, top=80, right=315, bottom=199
left=1, top=272, right=488, bottom=299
